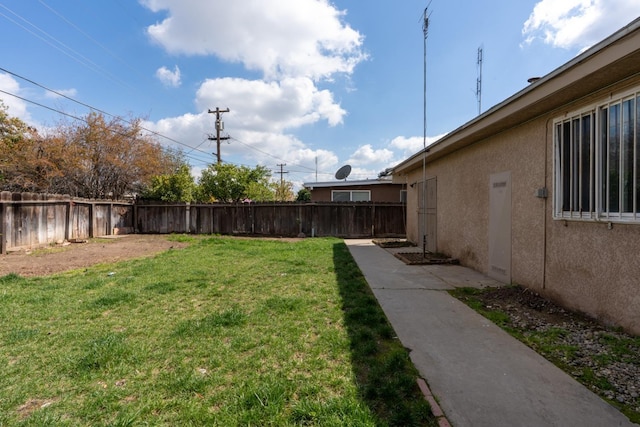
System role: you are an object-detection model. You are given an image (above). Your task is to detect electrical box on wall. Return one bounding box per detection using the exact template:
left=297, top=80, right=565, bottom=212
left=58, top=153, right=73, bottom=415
left=536, top=187, right=548, bottom=198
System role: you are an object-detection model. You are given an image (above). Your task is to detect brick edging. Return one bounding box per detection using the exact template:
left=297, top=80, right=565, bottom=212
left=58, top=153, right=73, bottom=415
left=417, top=378, right=452, bottom=427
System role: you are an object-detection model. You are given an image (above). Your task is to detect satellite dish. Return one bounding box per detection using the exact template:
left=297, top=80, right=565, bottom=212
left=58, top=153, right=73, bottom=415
left=335, top=164, right=352, bottom=180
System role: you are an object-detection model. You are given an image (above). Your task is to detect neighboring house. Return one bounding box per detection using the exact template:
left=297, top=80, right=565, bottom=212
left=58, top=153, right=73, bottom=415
left=392, top=18, right=640, bottom=334
left=303, top=178, right=406, bottom=203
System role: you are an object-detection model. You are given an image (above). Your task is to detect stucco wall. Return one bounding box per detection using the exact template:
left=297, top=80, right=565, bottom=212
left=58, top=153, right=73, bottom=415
left=546, top=219, right=640, bottom=332
left=406, top=119, right=547, bottom=288
left=400, top=77, right=640, bottom=333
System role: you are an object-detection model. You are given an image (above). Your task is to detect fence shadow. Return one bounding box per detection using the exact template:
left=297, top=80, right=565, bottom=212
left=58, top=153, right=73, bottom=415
left=331, top=241, right=435, bottom=426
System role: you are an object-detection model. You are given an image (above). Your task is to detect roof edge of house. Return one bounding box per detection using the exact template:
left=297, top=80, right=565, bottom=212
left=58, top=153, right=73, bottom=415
left=392, top=16, right=640, bottom=177
left=303, top=178, right=396, bottom=189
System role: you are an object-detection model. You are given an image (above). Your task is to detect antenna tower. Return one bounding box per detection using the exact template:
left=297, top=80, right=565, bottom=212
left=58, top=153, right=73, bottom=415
left=421, top=2, right=431, bottom=258
left=476, top=46, right=483, bottom=115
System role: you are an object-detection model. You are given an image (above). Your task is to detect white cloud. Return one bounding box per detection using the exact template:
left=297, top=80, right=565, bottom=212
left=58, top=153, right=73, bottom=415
left=522, top=0, right=640, bottom=50
left=144, top=110, right=338, bottom=174
left=347, top=144, right=394, bottom=166
left=0, top=73, right=31, bottom=122
left=44, top=88, right=78, bottom=99
left=390, top=134, right=447, bottom=158
left=195, top=77, right=346, bottom=131
left=155, top=65, right=182, bottom=87
left=139, top=0, right=367, bottom=186
left=141, top=0, right=366, bottom=81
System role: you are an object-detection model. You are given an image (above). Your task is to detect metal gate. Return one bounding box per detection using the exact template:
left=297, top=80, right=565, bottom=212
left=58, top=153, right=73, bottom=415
left=417, top=177, right=437, bottom=253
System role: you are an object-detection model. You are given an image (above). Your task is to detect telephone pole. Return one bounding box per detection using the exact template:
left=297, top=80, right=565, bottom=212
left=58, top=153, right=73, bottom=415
left=208, top=107, right=230, bottom=163
left=276, top=163, right=288, bottom=201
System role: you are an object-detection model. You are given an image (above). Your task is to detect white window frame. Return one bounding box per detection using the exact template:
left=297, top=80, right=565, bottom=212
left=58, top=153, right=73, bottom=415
left=331, top=190, right=371, bottom=202
left=553, top=85, right=640, bottom=223
left=553, top=109, right=596, bottom=220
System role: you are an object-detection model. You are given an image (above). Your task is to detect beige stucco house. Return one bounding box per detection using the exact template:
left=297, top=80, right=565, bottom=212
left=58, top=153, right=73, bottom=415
left=393, top=18, right=640, bottom=334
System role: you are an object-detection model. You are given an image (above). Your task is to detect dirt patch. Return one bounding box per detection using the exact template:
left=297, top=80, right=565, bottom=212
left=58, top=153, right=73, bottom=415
left=393, top=252, right=459, bottom=265
left=17, top=399, right=56, bottom=419
left=372, top=238, right=415, bottom=248
left=0, top=235, right=189, bottom=277
left=475, top=285, right=576, bottom=324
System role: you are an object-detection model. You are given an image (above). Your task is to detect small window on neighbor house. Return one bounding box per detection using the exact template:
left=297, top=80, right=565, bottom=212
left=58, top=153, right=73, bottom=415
left=400, top=190, right=407, bottom=203
left=351, top=191, right=370, bottom=202
left=332, top=191, right=351, bottom=202
left=331, top=190, right=371, bottom=202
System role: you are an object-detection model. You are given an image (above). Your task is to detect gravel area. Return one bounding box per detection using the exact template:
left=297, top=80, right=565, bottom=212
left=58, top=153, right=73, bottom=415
left=465, top=286, right=640, bottom=419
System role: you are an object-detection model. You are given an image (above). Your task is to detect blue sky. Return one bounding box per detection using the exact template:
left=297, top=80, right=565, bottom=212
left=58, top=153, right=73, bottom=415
left=1, top=0, right=639, bottom=188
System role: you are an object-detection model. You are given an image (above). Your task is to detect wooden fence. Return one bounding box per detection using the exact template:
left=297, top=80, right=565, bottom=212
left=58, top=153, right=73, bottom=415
left=134, top=201, right=406, bottom=238
left=1, top=193, right=406, bottom=253
left=0, top=192, right=133, bottom=254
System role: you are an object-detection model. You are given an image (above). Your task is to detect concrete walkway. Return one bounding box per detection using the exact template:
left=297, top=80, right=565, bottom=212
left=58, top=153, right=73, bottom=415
left=345, top=239, right=636, bottom=427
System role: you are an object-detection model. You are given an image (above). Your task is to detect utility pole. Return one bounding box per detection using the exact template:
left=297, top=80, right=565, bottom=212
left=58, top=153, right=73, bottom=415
left=276, top=163, right=288, bottom=200
left=208, top=107, right=230, bottom=163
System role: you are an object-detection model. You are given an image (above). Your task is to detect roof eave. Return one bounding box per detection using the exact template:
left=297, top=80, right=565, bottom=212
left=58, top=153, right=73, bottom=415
left=393, top=17, right=640, bottom=176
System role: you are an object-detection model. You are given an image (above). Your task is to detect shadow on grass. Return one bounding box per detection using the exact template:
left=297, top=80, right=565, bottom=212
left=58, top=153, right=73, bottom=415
left=332, top=242, right=437, bottom=427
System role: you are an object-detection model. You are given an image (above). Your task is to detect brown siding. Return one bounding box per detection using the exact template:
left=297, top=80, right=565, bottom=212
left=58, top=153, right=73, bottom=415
left=309, top=183, right=404, bottom=202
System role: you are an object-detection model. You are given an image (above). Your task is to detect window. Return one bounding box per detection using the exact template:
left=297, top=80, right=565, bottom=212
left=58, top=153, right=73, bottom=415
left=555, top=112, right=595, bottom=218
left=554, top=88, right=640, bottom=222
left=331, top=190, right=371, bottom=202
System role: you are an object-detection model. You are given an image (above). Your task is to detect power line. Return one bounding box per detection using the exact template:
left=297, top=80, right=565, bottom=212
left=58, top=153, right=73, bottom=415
left=0, top=66, right=213, bottom=160
left=0, top=88, right=208, bottom=166
left=0, top=3, right=135, bottom=92
left=0, top=82, right=381, bottom=182
left=36, top=0, right=141, bottom=79
left=3, top=1, right=195, bottom=121
left=229, top=136, right=319, bottom=174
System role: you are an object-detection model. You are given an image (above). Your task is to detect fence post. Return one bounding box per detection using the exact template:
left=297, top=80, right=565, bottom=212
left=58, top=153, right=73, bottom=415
left=0, top=201, right=5, bottom=255
left=65, top=197, right=72, bottom=242
left=133, top=201, right=138, bottom=233
left=371, top=203, right=375, bottom=237
left=89, top=202, right=94, bottom=238
left=251, top=204, right=255, bottom=234
left=185, top=202, right=191, bottom=233
left=108, top=203, right=113, bottom=236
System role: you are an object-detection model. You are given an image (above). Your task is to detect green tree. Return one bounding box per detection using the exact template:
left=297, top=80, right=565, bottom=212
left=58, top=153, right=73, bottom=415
left=247, top=180, right=276, bottom=202
left=140, top=164, right=196, bottom=202
left=275, top=180, right=295, bottom=201
left=296, top=188, right=312, bottom=202
left=198, top=163, right=274, bottom=202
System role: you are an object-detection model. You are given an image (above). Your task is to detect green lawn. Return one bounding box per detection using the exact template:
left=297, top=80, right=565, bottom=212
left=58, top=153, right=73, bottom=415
left=0, top=236, right=434, bottom=426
